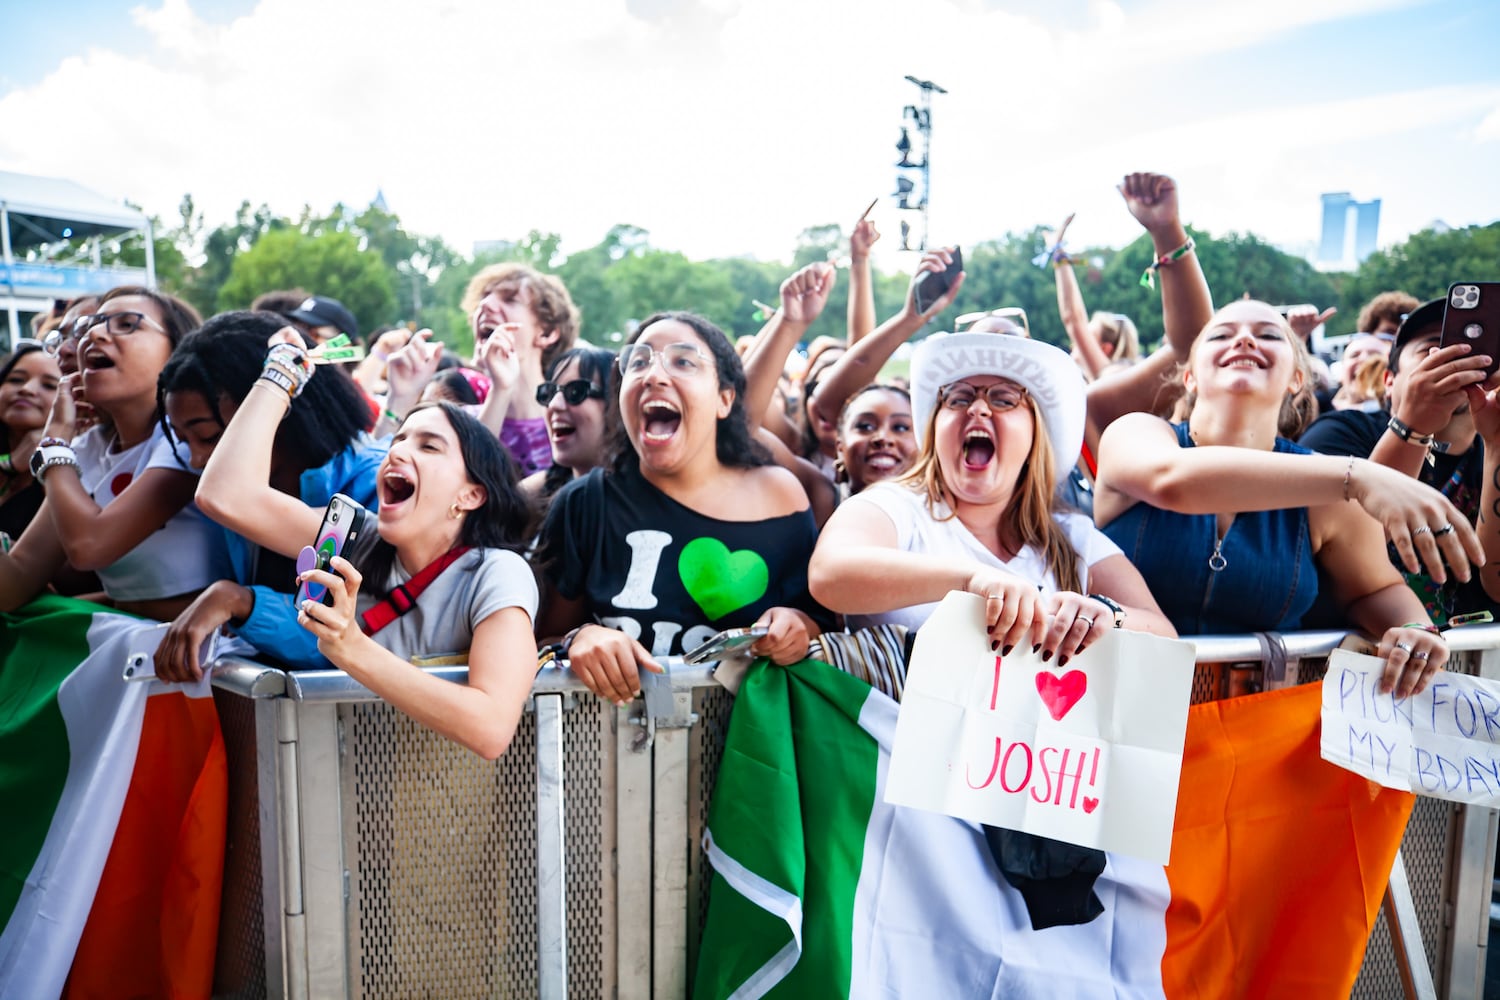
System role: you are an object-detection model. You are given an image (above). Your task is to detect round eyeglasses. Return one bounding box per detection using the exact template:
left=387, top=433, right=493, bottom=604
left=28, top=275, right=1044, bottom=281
left=617, top=342, right=713, bottom=379
left=938, top=381, right=1028, bottom=413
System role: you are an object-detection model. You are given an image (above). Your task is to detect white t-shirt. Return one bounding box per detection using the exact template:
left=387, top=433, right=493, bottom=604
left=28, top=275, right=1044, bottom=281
left=843, top=482, right=1122, bottom=633
left=357, top=547, right=539, bottom=662
left=71, top=424, right=232, bottom=602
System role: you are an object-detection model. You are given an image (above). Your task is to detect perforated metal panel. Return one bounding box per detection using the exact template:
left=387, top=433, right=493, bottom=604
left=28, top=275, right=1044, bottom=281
left=563, top=697, right=614, bottom=998
left=212, top=687, right=269, bottom=1000
left=687, top=685, right=736, bottom=982
left=339, top=698, right=614, bottom=999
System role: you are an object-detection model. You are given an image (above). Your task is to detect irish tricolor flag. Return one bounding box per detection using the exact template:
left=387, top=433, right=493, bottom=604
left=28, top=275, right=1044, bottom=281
left=0, top=595, right=227, bottom=999
left=696, top=659, right=1414, bottom=999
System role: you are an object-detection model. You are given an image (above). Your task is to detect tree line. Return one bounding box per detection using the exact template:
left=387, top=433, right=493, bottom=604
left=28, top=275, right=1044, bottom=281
left=101, top=194, right=1500, bottom=357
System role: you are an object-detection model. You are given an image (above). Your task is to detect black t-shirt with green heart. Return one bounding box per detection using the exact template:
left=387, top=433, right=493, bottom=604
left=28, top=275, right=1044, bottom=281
left=541, top=466, right=830, bottom=657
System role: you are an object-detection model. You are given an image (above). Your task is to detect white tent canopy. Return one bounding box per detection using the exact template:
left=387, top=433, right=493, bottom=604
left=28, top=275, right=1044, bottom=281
left=1, top=169, right=154, bottom=344
left=1, top=169, right=149, bottom=249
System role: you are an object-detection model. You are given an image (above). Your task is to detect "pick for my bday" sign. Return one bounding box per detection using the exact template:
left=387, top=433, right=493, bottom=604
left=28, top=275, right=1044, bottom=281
left=1320, top=648, right=1500, bottom=806
left=885, top=592, right=1196, bottom=864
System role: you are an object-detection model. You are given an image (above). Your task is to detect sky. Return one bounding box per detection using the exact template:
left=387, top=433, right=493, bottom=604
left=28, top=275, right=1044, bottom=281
left=2, top=0, right=1498, bottom=274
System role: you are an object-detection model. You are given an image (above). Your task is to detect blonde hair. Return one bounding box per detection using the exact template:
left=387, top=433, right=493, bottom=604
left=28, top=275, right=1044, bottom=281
left=1350, top=354, right=1389, bottom=405
left=1092, top=312, right=1140, bottom=361
left=896, top=395, right=1083, bottom=594
left=1179, top=305, right=1319, bottom=440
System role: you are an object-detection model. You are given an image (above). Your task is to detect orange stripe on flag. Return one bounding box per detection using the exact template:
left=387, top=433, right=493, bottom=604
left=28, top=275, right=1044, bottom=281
left=63, top=691, right=227, bottom=1000
left=1162, top=682, right=1414, bottom=999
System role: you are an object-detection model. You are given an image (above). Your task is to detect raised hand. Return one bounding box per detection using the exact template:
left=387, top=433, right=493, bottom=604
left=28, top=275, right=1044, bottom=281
left=1118, top=173, right=1181, bottom=236
left=850, top=217, right=881, bottom=262
left=477, top=323, right=523, bottom=392
left=1394, top=343, right=1491, bottom=438
left=780, top=262, right=837, bottom=327
left=385, top=329, right=442, bottom=411
left=1286, top=304, right=1337, bottom=342
left=906, top=246, right=965, bottom=321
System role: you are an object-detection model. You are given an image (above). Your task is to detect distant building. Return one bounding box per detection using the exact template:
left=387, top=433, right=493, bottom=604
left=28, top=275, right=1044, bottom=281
left=1316, top=192, right=1381, bottom=270
left=472, top=239, right=516, bottom=257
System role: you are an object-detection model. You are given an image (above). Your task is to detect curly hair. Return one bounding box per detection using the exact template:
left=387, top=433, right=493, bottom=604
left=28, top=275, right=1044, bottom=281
left=1357, top=291, right=1419, bottom=336
left=461, top=263, right=580, bottom=372
left=157, top=310, right=372, bottom=472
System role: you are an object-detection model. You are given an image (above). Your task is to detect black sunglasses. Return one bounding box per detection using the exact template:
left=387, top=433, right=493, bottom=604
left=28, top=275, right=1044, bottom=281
left=536, top=378, right=605, bottom=406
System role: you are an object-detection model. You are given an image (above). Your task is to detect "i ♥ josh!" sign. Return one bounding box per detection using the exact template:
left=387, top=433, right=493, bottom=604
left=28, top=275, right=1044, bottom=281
left=884, top=592, right=1195, bottom=863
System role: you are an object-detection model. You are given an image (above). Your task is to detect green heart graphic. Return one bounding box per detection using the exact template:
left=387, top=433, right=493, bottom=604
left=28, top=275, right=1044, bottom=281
left=678, top=537, right=770, bottom=622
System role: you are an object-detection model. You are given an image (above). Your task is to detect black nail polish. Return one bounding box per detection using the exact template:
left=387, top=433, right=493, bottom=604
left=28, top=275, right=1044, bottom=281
left=990, top=640, right=999, bottom=651
left=1031, top=644, right=1041, bottom=654
left=1058, top=654, right=1070, bottom=667
left=1041, top=650, right=1053, bottom=663
left=1002, top=644, right=1014, bottom=656
left=986, top=624, right=995, bottom=634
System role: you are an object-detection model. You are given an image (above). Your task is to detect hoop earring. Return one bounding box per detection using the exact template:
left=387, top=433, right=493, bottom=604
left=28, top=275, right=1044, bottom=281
left=448, top=502, right=464, bottom=520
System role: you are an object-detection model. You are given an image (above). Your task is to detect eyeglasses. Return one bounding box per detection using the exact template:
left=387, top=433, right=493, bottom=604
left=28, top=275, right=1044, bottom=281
left=939, top=381, right=1028, bottom=413
left=618, top=342, right=713, bottom=379
left=954, top=307, right=1030, bottom=337
left=42, top=311, right=165, bottom=355
left=536, top=378, right=606, bottom=406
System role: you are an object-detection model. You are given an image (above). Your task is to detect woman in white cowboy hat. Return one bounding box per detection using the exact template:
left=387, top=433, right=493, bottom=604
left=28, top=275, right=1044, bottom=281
left=810, top=331, right=1173, bottom=662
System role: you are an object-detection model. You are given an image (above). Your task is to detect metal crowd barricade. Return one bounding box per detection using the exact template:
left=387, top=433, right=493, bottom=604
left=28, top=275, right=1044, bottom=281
left=206, top=627, right=1500, bottom=1000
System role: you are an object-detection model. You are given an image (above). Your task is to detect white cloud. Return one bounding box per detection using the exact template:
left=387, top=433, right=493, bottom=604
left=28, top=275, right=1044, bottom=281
left=0, top=0, right=1493, bottom=279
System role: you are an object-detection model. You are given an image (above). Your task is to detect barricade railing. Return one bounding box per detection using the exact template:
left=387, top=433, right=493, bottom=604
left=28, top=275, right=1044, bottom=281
left=205, top=627, right=1500, bottom=1000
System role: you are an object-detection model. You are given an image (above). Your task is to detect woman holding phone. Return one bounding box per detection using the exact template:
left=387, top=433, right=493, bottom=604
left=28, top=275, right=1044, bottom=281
left=295, top=399, right=540, bottom=759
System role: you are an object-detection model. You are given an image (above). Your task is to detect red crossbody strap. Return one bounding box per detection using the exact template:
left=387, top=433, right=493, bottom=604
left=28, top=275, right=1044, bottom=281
left=359, top=546, right=473, bottom=636
left=1079, top=439, right=1098, bottom=480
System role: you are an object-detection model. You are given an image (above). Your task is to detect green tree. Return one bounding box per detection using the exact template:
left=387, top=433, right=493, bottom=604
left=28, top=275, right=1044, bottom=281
left=602, top=251, right=740, bottom=339
left=1339, top=223, right=1500, bottom=329
left=216, top=228, right=396, bottom=336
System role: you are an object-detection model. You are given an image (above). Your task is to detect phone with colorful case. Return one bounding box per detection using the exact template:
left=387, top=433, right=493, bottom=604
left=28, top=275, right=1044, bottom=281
left=295, top=494, right=376, bottom=608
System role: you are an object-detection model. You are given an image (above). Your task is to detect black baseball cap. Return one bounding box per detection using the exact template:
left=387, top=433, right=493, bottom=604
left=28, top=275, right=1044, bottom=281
left=1387, top=297, right=1444, bottom=375
left=287, top=295, right=360, bottom=343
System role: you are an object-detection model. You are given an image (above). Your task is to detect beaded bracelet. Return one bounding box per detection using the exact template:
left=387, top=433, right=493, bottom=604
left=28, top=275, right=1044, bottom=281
left=1342, top=457, right=1354, bottom=502
left=1139, top=238, right=1195, bottom=290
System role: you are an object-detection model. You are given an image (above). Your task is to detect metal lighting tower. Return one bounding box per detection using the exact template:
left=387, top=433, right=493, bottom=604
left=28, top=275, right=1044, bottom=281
left=894, top=75, right=946, bottom=251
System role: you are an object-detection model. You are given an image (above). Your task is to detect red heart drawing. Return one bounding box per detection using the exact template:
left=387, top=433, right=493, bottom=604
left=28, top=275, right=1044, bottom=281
left=1035, top=669, right=1087, bottom=721
left=1082, top=797, right=1099, bottom=814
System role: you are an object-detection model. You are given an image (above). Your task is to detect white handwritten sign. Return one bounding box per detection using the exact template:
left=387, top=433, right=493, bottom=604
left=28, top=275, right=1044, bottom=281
left=885, top=592, right=1196, bottom=863
left=1320, top=649, right=1500, bottom=805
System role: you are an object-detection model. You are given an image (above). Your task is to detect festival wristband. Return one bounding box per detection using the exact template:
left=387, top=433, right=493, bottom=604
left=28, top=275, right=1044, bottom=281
left=1441, top=611, right=1494, bottom=630
left=1139, top=238, right=1195, bottom=290
left=258, top=366, right=298, bottom=400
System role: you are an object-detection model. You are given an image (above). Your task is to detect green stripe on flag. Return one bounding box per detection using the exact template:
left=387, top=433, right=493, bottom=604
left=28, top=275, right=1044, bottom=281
left=695, top=659, right=881, bottom=999
left=0, top=595, right=108, bottom=924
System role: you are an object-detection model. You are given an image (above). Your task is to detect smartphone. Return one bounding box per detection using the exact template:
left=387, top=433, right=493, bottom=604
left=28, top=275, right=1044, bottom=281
left=295, top=494, right=377, bottom=607
left=1439, top=282, right=1500, bottom=377
left=914, top=247, right=963, bottom=315
left=684, top=626, right=770, bottom=665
